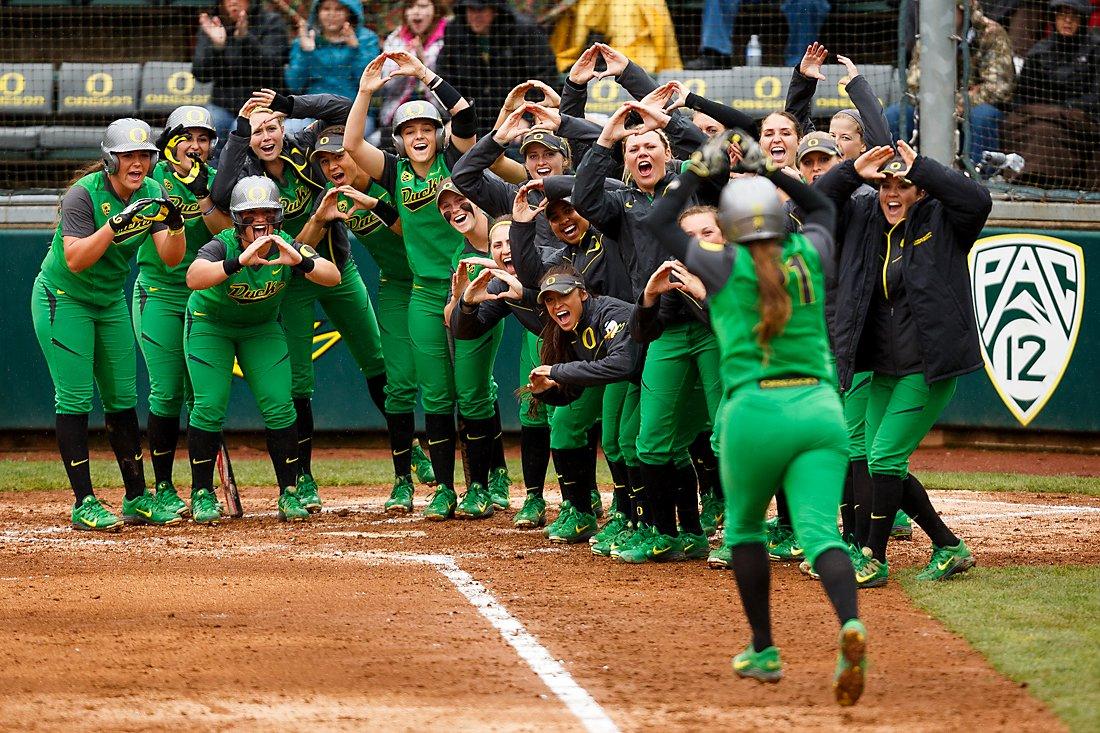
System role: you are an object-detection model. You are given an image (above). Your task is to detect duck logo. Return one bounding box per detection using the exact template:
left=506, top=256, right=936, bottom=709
left=969, top=234, right=1085, bottom=426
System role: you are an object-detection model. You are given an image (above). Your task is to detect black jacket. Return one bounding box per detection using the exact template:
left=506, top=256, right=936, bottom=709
left=191, top=9, right=289, bottom=110
left=818, top=157, right=992, bottom=390
left=510, top=218, right=634, bottom=301
left=1014, top=28, right=1100, bottom=117
left=451, top=278, right=546, bottom=338
left=785, top=70, right=893, bottom=147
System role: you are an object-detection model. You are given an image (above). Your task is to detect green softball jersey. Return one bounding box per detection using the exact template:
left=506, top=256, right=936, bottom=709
left=452, top=239, right=491, bottom=279
left=272, top=164, right=316, bottom=238
left=136, top=160, right=219, bottom=289
left=708, top=232, right=835, bottom=392
left=187, top=229, right=302, bottom=327
left=379, top=151, right=464, bottom=282
left=334, top=182, right=413, bottom=282
left=40, top=171, right=168, bottom=308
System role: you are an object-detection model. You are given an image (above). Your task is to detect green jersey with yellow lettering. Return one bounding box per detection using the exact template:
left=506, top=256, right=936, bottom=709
left=187, top=229, right=300, bottom=327
left=334, top=182, right=413, bottom=282
left=387, top=153, right=464, bottom=282
left=136, top=160, right=219, bottom=290
left=272, top=164, right=316, bottom=238
left=709, top=232, right=835, bottom=393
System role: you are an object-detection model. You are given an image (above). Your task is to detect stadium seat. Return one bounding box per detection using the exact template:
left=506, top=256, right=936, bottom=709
left=0, top=63, right=54, bottom=115
left=140, top=62, right=212, bottom=114
left=0, top=126, right=43, bottom=152
left=39, top=126, right=106, bottom=160
left=57, top=63, right=141, bottom=117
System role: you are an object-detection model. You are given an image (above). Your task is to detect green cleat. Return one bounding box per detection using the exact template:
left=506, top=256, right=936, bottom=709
left=456, top=482, right=495, bottom=519
left=679, top=531, right=710, bottom=560
left=732, top=644, right=783, bottom=683
left=70, top=495, right=123, bottom=532
left=854, top=547, right=888, bottom=588
left=768, top=529, right=804, bottom=562
left=384, top=476, right=415, bottom=514
left=618, top=529, right=682, bottom=564
left=277, top=486, right=310, bottom=522
left=423, top=485, right=457, bottom=521
left=590, top=488, right=604, bottom=519
left=190, top=488, right=222, bottom=525
left=155, top=481, right=189, bottom=518
left=488, top=467, right=512, bottom=509
left=513, top=492, right=547, bottom=528
left=707, top=544, right=732, bottom=569
left=798, top=559, right=821, bottom=580
left=549, top=508, right=598, bottom=544
left=592, top=525, right=633, bottom=557
left=891, top=510, right=913, bottom=540
left=591, top=511, right=628, bottom=545
left=122, top=490, right=183, bottom=526
left=700, top=492, right=723, bottom=536
left=610, top=523, right=647, bottom=558
left=411, top=442, right=437, bottom=486
left=833, top=619, right=867, bottom=706
left=295, top=474, right=322, bottom=514
left=916, top=540, right=976, bottom=581
left=544, top=501, right=574, bottom=538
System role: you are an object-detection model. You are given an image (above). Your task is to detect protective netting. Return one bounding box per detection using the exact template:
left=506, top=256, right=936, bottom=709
left=0, top=0, right=1096, bottom=194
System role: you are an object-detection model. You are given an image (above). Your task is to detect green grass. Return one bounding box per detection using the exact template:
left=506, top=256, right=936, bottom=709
left=919, top=471, right=1100, bottom=497
left=900, top=566, right=1100, bottom=733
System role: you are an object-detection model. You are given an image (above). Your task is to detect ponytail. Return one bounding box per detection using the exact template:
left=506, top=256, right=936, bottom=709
left=750, top=242, right=791, bottom=361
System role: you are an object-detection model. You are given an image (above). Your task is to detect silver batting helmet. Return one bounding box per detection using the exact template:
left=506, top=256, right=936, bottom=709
left=391, top=100, right=445, bottom=157
left=229, top=176, right=284, bottom=228
left=101, top=118, right=159, bottom=175
left=166, top=106, right=218, bottom=141
left=718, top=176, right=786, bottom=244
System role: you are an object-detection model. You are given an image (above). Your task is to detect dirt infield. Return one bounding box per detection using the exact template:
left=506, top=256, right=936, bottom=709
left=2, top=466, right=1098, bottom=732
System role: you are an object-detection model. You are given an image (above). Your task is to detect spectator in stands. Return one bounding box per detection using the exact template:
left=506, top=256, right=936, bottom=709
left=192, top=0, right=290, bottom=158
left=1003, top=0, right=1100, bottom=189
left=549, top=0, right=683, bottom=73
left=981, top=0, right=1049, bottom=56
left=684, top=0, right=831, bottom=70
left=285, top=0, right=380, bottom=136
left=887, top=0, right=1015, bottom=162
left=435, top=0, right=559, bottom=137
left=379, top=0, right=449, bottom=135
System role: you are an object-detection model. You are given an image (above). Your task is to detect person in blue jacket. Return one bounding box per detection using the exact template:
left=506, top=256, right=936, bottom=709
left=286, top=0, right=380, bottom=136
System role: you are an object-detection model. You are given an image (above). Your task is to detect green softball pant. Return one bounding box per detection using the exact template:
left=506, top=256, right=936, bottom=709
left=455, top=320, right=502, bottom=421
left=132, top=283, right=192, bottom=419
left=184, top=315, right=296, bottom=433
left=637, top=321, right=722, bottom=466
left=601, top=380, right=641, bottom=465
left=518, top=329, right=549, bottom=428
left=31, top=274, right=137, bottom=414
left=864, top=373, right=957, bottom=478
left=549, top=385, right=603, bottom=451
left=841, top=371, right=873, bottom=461
left=282, top=260, right=385, bottom=399
left=408, top=279, right=455, bottom=415
left=720, top=383, right=850, bottom=567
left=377, top=277, right=419, bottom=414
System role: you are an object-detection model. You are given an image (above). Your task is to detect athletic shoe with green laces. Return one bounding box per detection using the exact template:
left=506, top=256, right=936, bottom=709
left=732, top=644, right=783, bottom=682
left=619, top=529, right=683, bottom=564
left=591, top=511, right=628, bottom=545
left=854, top=547, right=888, bottom=588
left=891, top=510, right=913, bottom=540
left=423, top=485, right=457, bottom=521
left=155, top=481, right=189, bottom=518
left=513, top=492, right=546, bottom=528
left=549, top=508, right=598, bottom=543
left=295, top=474, right=322, bottom=514
left=590, top=488, right=604, bottom=519
left=679, top=531, right=710, bottom=559
left=700, top=492, right=723, bottom=536
left=544, top=501, right=574, bottom=538
left=798, top=559, right=821, bottom=580
left=70, top=495, right=122, bottom=532
left=456, top=482, right=495, bottom=519
left=833, top=619, right=867, bottom=706
left=916, top=540, right=976, bottom=581
left=610, top=523, right=648, bottom=558
left=707, top=544, right=732, bottom=569
left=190, top=487, right=222, bottom=525
left=488, top=467, right=512, bottom=509
left=278, top=486, right=310, bottom=522
left=411, top=442, right=436, bottom=486
left=384, top=476, right=415, bottom=514
left=768, top=529, right=804, bottom=561
left=122, top=490, right=184, bottom=526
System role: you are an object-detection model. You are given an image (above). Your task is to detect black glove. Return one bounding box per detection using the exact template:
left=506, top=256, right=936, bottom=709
left=155, top=124, right=187, bottom=161
left=108, top=197, right=158, bottom=233
left=173, top=153, right=210, bottom=199
left=162, top=198, right=185, bottom=231
left=266, top=91, right=294, bottom=115
left=686, top=130, right=734, bottom=179
left=730, top=128, right=775, bottom=175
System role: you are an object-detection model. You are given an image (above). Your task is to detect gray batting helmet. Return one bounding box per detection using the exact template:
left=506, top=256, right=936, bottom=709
left=391, top=100, right=445, bottom=157
left=101, top=118, right=159, bottom=175
left=718, top=176, right=786, bottom=244
left=229, top=176, right=284, bottom=228
left=166, top=105, right=218, bottom=140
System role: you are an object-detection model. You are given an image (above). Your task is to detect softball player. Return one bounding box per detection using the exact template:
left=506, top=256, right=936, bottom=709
left=184, top=176, right=341, bottom=523
left=32, top=118, right=186, bottom=531
left=644, top=133, right=867, bottom=705
left=342, top=50, right=479, bottom=518
left=133, top=106, right=232, bottom=519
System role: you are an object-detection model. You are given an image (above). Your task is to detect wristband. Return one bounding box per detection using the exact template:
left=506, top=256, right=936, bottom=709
left=294, top=255, right=317, bottom=274
left=223, top=256, right=244, bottom=276
left=372, top=200, right=399, bottom=227
left=234, top=115, right=251, bottom=138
left=202, top=203, right=217, bottom=216
left=460, top=298, right=479, bottom=314
left=168, top=226, right=185, bottom=237
left=428, top=76, right=463, bottom=110
left=450, top=106, right=477, bottom=139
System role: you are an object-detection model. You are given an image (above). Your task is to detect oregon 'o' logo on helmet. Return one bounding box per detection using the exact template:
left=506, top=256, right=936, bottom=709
left=408, top=102, right=425, bottom=116
left=129, top=127, right=148, bottom=143
left=545, top=276, right=556, bottom=285
left=247, top=185, right=268, bottom=202
left=319, top=136, right=329, bottom=145
left=807, top=138, right=819, bottom=148
left=185, top=108, right=205, bottom=124
left=888, top=161, right=903, bottom=171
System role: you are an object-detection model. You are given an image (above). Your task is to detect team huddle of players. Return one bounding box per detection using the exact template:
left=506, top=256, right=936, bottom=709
left=34, top=41, right=994, bottom=706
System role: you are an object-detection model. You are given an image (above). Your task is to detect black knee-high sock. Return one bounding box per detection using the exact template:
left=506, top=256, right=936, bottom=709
left=552, top=447, right=590, bottom=508
left=867, top=473, right=905, bottom=562
left=586, top=422, right=600, bottom=466
left=386, top=411, right=415, bottom=479
left=266, top=426, right=300, bottom=490
left=187, top=426, right=221, bottom=491
left=519, top=426, right=550, bottom=497
left=490, top=403, right=507, bottom=471
left=850, top=458, right=872, bottom=546
left=902, top=473, right=960, bottom=548
left=56, top=413, right=93, bottom=504
left=731, top=543, right=773, bottom=651
left=775, top=488, right=792, bottom=531
left=641, top=461, right=678, bottom=536
left=627, top=465, right=645, bottom=525
left=424, top=412, right=456, bottom=488
left=293, top=398, right=313, bottom=477
left=146, top=412, right=179, bottom=485
left=366, top=373, right=388, bottom=414
left=463, top=415, right=496, bottom=487
left=607, top=459, right=630, bottom=516
left=840, top=463, right=856, bottom=542
left=580, top=448, right=599, bottom=514
left=104, top=408, right=146, bottom=500
left=814, top=547, right=859, bottom=624
left=675, top=462, right=704, bottom=535
left=690, top=431, right=722, bottom=499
